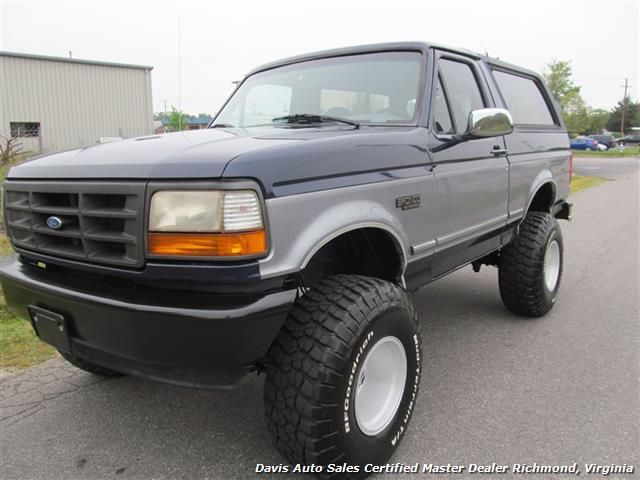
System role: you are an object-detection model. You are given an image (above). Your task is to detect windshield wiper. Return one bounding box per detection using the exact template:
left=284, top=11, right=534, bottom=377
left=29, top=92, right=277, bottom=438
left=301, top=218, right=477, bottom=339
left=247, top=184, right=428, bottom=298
left=210, top=123, right=235, bottom=128
left=272, top=114, right=359, bottom=129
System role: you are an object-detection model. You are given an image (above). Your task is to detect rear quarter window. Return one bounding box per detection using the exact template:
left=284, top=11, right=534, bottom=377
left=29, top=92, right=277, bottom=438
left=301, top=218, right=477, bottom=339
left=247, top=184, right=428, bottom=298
left=492, top=70, right=557, bottom=126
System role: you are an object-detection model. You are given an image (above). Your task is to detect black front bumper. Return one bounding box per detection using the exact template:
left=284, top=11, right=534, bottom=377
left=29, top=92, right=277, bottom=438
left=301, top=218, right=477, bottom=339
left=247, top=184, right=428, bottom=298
left=0, top=258, right=296, bottom=389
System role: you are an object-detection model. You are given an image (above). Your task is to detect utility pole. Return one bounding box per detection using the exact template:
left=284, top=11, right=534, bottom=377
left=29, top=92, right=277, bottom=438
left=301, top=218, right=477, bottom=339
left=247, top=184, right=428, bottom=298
left=620, top=78, right=631, bottom=136
left=162, top=100, right=168, bottom=119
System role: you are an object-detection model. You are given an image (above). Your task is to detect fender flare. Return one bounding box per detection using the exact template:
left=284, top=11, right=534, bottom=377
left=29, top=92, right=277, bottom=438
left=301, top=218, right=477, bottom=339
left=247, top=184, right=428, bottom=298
left=261, top=192, right=417, bottom=284
left=520, top=171, right=557, bottom=223
left=300, top=221, right=408, bottom=283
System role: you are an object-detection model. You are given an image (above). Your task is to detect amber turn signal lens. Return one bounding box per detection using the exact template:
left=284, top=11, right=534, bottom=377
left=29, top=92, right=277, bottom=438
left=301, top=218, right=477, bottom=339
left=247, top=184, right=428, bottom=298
left=148, top=230, right=267, bottom=257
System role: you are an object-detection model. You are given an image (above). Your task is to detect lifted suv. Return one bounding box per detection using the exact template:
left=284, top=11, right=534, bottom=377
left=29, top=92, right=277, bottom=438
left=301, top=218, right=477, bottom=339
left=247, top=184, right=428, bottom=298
left=1, top=42, right=571, bottom=475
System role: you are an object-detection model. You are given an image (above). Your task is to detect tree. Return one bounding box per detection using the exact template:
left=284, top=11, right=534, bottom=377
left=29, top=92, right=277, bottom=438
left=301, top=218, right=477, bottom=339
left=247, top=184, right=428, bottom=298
left=168, top=107, right=188, bottom=131
left=607, top=99, right=640, bottom=134
left=543, top=60, right=582, bottom=112
left=585, top=109, right=610, bottom=135
left=563, top=96, right=591, bottom=136
left=543, top=60, right=589, bottom=135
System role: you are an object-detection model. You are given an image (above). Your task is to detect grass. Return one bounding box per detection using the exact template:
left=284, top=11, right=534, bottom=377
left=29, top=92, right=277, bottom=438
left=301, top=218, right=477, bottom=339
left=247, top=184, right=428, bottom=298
left=571, top=174, right=607, bottom=193
left=572, top=147, right=640, bottom=157
left=0, top=301, right=56, bottom=371
left=0, top=234, right=12, bottom=257
left=0, top=235, right=56, bottom=372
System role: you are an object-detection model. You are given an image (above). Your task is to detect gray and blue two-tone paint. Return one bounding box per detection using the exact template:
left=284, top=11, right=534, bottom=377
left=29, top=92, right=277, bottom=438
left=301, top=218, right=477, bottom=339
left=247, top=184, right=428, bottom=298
left=7, top=41, right=571, bottom=291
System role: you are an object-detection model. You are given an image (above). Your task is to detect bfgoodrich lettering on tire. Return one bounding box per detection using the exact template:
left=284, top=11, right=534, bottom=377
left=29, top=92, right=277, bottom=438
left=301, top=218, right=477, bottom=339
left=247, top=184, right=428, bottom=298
left=264, top=275, right=421, bottom=478
left=498, top=211, right=564, bottom=317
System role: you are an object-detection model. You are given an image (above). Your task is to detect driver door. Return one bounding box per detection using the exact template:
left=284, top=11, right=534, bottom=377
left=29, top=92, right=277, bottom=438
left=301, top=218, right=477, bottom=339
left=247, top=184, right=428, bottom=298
left=428, top=52, right=509, bottom=277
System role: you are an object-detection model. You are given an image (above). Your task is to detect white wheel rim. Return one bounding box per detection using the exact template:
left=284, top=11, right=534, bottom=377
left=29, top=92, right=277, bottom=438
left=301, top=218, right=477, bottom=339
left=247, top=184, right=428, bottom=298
left=354, top=336, right=407, bottom=436
left=544, top=239, right=561, bottom=292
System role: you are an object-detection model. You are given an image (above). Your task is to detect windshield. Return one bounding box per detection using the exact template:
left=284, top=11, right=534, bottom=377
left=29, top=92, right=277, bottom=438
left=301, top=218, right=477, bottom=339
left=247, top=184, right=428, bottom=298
left=214, top=51, right=423, bottom=128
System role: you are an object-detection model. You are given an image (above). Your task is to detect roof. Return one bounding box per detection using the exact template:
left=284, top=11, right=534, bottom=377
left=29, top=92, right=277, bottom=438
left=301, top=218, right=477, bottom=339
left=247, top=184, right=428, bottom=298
left=248, top=41, right=482, bottom=76
left=248, top=42, right=429, bottom=76
left=0, top=51, right=153, bottom=71
left=246, top=41, right=541, bottom=80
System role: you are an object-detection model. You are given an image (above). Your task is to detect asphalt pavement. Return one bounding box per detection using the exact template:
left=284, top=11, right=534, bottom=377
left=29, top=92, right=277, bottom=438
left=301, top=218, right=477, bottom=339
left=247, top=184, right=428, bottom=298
left=572, top=153, right=639, bottom=178
left=1, top=156, right=638, bottom=479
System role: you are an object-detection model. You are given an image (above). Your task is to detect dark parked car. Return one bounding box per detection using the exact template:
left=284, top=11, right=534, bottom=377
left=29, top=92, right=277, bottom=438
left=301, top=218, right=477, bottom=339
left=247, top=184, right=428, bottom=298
left=617, top=133, right=640, bottom=145
left=1, top=42, right=572, bottom=476
left=588, top=134, right=617, bottom=149
left=571, top=137, right=599, bottom=150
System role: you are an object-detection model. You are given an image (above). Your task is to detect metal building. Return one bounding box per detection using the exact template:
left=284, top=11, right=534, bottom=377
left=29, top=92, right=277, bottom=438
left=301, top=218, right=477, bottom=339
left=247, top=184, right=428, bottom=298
left=0, top=51, right=153, bottom=155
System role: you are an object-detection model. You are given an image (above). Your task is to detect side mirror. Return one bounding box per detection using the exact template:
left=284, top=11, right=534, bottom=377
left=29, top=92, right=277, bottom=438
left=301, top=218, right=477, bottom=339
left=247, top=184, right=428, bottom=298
left=460, top=108, right=514, bottom=140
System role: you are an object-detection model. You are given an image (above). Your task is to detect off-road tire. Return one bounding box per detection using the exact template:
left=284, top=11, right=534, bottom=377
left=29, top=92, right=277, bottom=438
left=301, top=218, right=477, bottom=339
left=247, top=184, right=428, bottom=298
left=264, top=275, right=421, bottom=478
left=59, top=350, right=125, bottom=377
left=498, top=211, right=563, bottom=317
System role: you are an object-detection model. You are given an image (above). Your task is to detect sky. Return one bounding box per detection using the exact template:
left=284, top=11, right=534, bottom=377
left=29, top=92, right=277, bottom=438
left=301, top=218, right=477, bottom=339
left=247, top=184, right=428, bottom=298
left=1, top=0, right=638, bottom=115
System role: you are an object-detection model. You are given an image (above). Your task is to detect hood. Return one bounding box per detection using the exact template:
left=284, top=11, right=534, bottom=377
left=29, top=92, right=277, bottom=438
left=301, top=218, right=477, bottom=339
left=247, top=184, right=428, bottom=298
left=7, top=129, right=302, bottom=180
left=7, top=127, right=428, bottom=199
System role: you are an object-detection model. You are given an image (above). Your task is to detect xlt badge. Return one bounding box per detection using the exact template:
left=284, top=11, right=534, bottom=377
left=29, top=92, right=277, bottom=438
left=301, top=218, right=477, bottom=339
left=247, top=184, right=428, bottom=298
left=395, top=194, right=420, bottom=211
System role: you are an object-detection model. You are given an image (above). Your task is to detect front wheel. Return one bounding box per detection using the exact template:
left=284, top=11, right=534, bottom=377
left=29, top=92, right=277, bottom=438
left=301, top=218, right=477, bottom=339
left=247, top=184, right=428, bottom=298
left=264, top=275, right=421, bottom=478
left=498, top=211, right=564, bottom=317
left=585, top=147, right=592, bottom=151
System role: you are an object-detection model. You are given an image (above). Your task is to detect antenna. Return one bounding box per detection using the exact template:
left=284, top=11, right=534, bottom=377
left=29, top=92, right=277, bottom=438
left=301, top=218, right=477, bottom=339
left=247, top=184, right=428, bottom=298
left=473, top=25, right=488, bottom=57
left=177, top=16, right=182, bottom=130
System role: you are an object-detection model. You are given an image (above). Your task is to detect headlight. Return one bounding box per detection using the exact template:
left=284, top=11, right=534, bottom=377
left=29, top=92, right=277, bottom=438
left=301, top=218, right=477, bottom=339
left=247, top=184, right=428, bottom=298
left=149, top=191, right=223, bottom=232
left=148, top=190, right=266, bottom=257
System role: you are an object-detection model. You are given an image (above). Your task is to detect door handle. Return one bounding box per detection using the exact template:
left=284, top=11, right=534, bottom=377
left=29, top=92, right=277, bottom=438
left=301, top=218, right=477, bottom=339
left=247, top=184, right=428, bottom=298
left=492, top=146, right=508, bottom=156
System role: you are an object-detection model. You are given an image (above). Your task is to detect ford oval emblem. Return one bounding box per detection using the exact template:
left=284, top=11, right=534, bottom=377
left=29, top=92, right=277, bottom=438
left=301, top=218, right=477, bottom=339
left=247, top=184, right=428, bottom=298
left=46, top=216, right=63, bottom=230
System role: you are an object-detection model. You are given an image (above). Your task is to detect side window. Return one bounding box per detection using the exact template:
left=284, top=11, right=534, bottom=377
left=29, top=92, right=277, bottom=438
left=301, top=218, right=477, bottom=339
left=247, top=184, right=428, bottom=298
left=438, top=59, right=485, bottom=133
left=432, top=76, right=454, bottom=134
left=492, top=70, right=556, bottom=126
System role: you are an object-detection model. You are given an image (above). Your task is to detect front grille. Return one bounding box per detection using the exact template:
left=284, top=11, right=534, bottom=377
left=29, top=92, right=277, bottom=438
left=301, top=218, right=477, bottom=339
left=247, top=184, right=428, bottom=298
left=3, top=181, right=146, bottom=268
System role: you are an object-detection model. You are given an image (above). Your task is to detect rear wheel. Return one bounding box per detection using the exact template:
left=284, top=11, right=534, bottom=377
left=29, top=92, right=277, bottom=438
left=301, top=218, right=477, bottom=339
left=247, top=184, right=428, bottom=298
left=585, top=147, right=592, bottom=151
left=264, top=275, right=421, bottom=478
left=498, top=211, right=563, bottom=317
left=58, top=350, right=125, bottom=377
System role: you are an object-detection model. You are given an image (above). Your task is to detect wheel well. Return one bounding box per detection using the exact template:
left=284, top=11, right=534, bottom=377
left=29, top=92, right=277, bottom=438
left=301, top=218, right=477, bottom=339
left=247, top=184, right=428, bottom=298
left=301, top=228, right=404, bottom=286
left=528, top=182, right=555, bottom=213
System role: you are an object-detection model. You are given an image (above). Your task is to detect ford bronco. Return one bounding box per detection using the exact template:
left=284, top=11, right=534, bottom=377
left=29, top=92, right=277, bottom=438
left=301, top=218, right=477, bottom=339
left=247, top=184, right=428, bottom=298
left=1, top=42, right=572, bottom=476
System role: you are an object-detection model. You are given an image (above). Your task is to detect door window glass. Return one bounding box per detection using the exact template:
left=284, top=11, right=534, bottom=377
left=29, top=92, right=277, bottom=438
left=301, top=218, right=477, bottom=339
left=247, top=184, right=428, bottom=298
left=438, top=59, right=485, bottom=133
left=432, top=77, right=454, bottom=134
